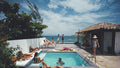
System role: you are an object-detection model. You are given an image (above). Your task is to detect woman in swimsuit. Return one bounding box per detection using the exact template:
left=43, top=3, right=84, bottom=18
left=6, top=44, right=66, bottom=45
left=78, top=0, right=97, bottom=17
left=55, top=47, right=72, bottom=51
left=92, top=35, right=100, bottom=57
left=33, top=52, right=43, bottom=63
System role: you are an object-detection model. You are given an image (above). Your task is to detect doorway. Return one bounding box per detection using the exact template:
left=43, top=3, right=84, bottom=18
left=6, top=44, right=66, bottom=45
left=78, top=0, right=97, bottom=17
left=115, top=32, right=120, bottom=54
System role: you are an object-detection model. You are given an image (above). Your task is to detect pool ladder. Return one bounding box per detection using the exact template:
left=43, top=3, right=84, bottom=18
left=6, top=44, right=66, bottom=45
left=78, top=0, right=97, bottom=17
left=81, top=55, right=90, bottom=67
left=81, top=60, right=88, bottom=67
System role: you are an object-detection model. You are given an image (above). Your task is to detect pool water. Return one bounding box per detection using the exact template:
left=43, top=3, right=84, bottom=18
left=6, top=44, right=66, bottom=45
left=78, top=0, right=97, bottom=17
left=28, top=52, right=90, bottom=67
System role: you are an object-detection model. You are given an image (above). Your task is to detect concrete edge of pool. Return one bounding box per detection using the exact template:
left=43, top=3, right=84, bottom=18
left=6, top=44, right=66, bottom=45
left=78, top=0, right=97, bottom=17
left=76, top=52, right=99, bottom=68
left=21, top=52, right=99, bottom=68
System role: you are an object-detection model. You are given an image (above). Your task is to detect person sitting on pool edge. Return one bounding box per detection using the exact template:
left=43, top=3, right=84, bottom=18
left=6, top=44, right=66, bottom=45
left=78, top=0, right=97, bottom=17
left=56, top=58, right=64, bottom=66
left=29, top=45, right=39, bottom=53
left=34, top=52, right=43, bottom=63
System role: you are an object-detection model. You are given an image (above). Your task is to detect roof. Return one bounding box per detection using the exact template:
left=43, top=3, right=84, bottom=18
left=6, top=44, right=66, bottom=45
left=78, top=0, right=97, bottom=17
left=76, top=22, right=120, bottom=33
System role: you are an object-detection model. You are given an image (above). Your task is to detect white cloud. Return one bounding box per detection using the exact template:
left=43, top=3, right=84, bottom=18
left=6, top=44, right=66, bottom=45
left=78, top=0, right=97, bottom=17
left=20, top=3, right=30, bottom=10
left=60, top=9, right=67, bottom=15
left=17, top=0, right=119, bottom=36
left=34, top=0, right=111, bottom=36
left=39, top=10, right=79, bottom=35
left=48, top=0, right=101, bottom=13
left=48, top=4, right=58, bottom=9
left=39, top=9, right=106, bottom=36
left=48, top=0, right=58, bottom=9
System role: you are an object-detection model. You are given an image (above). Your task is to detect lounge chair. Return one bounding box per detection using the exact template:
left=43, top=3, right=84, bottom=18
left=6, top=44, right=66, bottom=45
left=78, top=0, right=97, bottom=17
left=15, top=49, right=42, bottom=66
left=17, top=51, right=33, bottom=60
left=42, top=44, right=55, bottom=48
left=41, top=39, right=56, bottom=48
left=29, top=45, right=39, bottom=53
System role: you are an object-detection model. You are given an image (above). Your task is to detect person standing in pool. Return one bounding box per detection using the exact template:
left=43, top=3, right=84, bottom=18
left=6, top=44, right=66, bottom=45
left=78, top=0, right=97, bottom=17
left=57, top=34, right=60, bottom=44
left=92, top=35, right=100, bottom=57
left=57, top=58, right=64, bottom=66
left=62, top=34, right=64, bottom=44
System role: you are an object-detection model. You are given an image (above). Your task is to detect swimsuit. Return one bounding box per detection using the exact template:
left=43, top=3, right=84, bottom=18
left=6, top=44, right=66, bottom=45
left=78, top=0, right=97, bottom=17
left=64, top=48, right=68, bottom=50
left=93, top=41, right=97, bottom=47
left=57, top=61, right=64, bottom=66
left=62, top=37, right=64, bottom=40
left=57, top=38, right=59, bottom=41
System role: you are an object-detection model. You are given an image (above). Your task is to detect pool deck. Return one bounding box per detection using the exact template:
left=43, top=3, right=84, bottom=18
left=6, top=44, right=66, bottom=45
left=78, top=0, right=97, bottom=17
left=26, top=43, right=120, bottom=68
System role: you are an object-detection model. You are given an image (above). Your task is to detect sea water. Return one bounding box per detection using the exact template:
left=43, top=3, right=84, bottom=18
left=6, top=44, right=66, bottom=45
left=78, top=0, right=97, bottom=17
left=43, top=36, right=78, bottom=43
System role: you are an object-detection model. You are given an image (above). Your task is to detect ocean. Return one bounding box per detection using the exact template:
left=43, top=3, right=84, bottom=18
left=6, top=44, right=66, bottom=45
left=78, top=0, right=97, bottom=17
left=43, top=36, right=78, bottom=43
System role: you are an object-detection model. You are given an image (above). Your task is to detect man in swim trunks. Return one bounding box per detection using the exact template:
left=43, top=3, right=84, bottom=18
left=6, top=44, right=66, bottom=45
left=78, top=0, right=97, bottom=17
left=62, top=34, right=64, bottom=44
left=56, top=58, right=64, bottom=66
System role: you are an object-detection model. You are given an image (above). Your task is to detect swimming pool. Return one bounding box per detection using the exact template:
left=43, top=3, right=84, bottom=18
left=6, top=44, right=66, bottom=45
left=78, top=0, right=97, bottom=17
left=28, top=52, right=90, bottom=67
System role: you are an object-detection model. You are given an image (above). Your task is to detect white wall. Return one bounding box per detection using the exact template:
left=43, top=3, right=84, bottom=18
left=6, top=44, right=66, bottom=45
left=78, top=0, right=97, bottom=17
left=115, top=32, right=120, bottom=54
left=7, top=38, right=46, bottom=54
left=7, top=39, right=28, bottom=54
left=103, top=32, right=112, bottom=52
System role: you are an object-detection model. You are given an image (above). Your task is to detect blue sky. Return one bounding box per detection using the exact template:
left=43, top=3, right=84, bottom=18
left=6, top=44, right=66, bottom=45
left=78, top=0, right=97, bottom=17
left=2, top=0, right=120, bottom=36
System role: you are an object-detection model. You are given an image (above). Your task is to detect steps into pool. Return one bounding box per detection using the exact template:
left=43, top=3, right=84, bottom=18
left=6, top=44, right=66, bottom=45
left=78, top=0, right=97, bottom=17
left=39, top=53, right=47, bottom=59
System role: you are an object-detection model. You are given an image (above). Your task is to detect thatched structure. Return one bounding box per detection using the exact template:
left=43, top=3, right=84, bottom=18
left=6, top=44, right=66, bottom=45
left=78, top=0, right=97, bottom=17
left=76, top=22, right=120, bottom=55
left=76, top=22, right=120, bottom=33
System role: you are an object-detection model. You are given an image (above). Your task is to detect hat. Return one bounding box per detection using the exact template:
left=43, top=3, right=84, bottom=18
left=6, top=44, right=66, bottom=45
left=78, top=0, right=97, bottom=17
left=93, top=35, right=97, bottom=38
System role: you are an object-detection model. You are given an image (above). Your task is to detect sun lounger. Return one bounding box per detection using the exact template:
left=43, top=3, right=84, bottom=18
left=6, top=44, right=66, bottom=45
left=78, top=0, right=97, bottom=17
left=40, top=43, right=56, bottom=48
left=16, top=49, right=42, bottom=66
left=43, top=45, right=55, bottom=48
left=16, top=54, right=34, bottom=66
